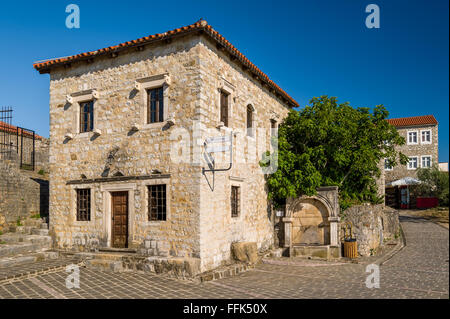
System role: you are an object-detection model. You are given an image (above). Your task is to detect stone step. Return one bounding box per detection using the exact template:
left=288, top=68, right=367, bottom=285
left=0, top=233, right=51, bottom=245
left=0, top=242, right=51, bottom=258
left=85, top=259, right=123, bottom=273
left=13, top=226, right=33, bottom=235
left=68, top=250, right=201, bottom=278
left=22, top=219, right=44, bottom=227
left=40, top=223, right=48, bottom=229
left=198, top=263, right=253, bottom=282
left=0, top=251, right=59, bottom=268
left=0, top=234, right=52, bottom=258
left=98, top=247, right=137, bottom=253
left=93, top=253, right=128, bottom=261
left=31, top=228, right=49, bottom=236
left=291, top=245, right=341, bottom=260
left=73, top=252, right=125, bottom=261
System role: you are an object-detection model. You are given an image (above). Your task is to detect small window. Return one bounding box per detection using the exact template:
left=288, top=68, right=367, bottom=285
left=270, top=119, right=277, bottom=136
left=148, top=184, right=166, bottom=221
left=246, top=105, right=253, bottom=137
left=421, top=156, right=432, bottom=168
left=220, top=91, right=229, bottom=127
left=407, top=157, right=418, bottom=170
left=407, top=131, right=418, bottom=145
left=421, top=130, right=431, bottom=144
left=80, top=101, right=94, bottom=133
left=76, top=189, right=91, bottom=221
left=147, top=87, right=164, bottom=124
left=384, top=158, right=393, bottom=171
left=231, top=186, right=240, bottom=217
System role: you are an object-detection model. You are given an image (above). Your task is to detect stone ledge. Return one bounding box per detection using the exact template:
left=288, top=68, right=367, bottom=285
left=67, top=251, right=202, bottom=279
left=290, top=245, right=341, bottom=260
left=0, top=251, right=59, bottom=268
left=198, top=263, right=254, bottom=283
left=66, top=174, right=171, bottom=185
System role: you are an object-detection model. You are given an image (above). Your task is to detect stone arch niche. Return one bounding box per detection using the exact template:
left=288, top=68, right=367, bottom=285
left=291, top=198, right=330, bottom=245
left=282, top=187, right=340, bottom=254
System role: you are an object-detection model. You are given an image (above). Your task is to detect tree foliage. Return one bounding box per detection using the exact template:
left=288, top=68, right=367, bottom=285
left=262, top=96, right=407, bottom=209
left=413, top=165, right=449, bottom=207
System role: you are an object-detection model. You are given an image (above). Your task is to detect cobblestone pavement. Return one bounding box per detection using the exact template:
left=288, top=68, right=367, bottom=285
left=0, top=213, right=448, bottom=299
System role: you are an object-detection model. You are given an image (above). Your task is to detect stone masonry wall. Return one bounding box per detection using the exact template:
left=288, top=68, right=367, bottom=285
left=196, top=36, right=291, bottom=270
left=35, top=138, right=50, bottom=173
left=48, top=35, right=204, bottom=257
left=0, top=159, right=49, bottom=232
left=341, top=204, right=400, bottom=256
left=0, top=131, right=49, bottom=173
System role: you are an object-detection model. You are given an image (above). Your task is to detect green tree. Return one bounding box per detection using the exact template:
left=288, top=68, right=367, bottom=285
left=262, top=96, right=407, bottom=209
left=414, top=165, right=449, bottom=207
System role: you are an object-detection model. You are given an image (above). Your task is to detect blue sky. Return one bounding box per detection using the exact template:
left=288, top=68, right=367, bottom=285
left=0, top=0, right=448, bottom=161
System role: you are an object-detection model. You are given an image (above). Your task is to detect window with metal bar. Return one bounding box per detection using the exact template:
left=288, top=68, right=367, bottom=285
left=148, top=184, right=166, bottom=221
left=80, top=101, right=94, bottom=133
left=147, top=87, right=164, bottom=124
left=231, top=186, right=240, bottom=217
left=220, top=91, right=229, bottom=127
left=76, top=189, right=91, bottom=221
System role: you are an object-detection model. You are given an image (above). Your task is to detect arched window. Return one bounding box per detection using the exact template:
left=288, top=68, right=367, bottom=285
left=246, top=105, right=254, bottom=137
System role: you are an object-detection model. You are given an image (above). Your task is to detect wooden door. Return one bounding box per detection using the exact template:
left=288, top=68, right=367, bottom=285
left=111, top=191, right=128, bottom=248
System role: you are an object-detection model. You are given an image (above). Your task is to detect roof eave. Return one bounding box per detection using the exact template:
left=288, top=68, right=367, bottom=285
left=33, top=22, right=299, bottom=108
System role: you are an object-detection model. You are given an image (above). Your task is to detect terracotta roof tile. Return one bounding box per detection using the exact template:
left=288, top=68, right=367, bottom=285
left=33, top=20, right=298, bottom=107
left=386, top=115, right=438, bottom=127
left=0, top=121, right=44, bottom=140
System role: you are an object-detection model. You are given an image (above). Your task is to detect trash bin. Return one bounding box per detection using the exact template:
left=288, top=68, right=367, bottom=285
left=343, top=238, right=358, bottom=259
left=342, top=221, right=358, bottom=259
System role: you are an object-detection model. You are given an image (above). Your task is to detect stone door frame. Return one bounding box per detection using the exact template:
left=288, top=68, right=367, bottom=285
left=100, top=183, right=137, bottom=248
left=283, top=186, right=340, bottom=248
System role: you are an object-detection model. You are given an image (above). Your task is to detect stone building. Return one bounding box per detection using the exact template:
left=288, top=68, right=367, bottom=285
left=33, top=20, right=297, bottom=272
left=384, top=115, right=438, bottom=182
left=384, top=115, right=439, bottom=208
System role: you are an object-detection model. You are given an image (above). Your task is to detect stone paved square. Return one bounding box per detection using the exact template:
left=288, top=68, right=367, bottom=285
left=0, top=213, right=447, bottom=299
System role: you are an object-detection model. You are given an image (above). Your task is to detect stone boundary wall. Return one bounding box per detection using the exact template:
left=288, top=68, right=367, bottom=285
left=35, top=138, right=50, bottom=173
left=340, top=204, right=400, bottom=256
left=0, top=159, right=49, bottom=232
left=0, top=132, right=49, bottom=173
